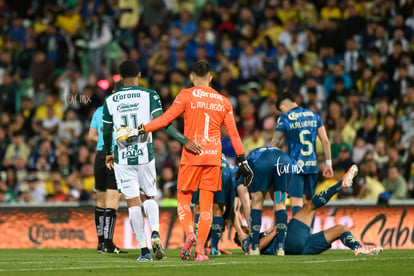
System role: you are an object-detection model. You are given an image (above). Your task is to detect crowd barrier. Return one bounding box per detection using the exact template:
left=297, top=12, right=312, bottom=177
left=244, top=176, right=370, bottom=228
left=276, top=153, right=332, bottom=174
left=1, top=202, right=413, bottom=249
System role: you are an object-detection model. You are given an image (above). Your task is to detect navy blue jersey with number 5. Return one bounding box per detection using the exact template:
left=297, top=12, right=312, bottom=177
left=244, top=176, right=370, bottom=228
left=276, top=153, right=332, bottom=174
left=275, top=106, right=322, bottom=174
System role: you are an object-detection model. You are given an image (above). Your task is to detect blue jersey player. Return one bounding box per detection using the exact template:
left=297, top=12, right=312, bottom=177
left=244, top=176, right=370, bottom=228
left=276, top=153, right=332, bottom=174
left=245, top=146, right=290, bottom=256
left=272, top=91, right=333, bottom=217
left=235, top=165, right=383, bottom=256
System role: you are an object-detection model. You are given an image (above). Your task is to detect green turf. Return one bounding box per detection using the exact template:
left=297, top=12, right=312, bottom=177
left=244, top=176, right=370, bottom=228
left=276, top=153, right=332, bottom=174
left=0, top=249, right=413, bottom=276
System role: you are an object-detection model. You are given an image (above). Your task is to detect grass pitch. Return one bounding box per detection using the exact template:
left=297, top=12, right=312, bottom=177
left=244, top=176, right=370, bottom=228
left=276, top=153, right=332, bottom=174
left=0, top=249, right=413, bottom=276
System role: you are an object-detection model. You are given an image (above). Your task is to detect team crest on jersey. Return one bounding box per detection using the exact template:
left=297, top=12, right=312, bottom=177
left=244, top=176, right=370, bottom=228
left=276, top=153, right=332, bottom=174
left=121, top=145, right=144, bottom=159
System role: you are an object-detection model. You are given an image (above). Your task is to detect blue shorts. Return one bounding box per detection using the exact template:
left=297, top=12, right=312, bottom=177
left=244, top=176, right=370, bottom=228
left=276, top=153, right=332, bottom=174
left=285, top=219, right=330, bottom=255
left=288, top=174, right=318, bottom=198
left=249, top=154, right=290, bottom=194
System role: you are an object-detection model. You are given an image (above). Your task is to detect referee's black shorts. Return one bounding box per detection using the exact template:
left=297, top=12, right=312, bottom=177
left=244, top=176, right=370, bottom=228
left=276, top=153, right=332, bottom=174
left=94, top=150, right=117, bottom=191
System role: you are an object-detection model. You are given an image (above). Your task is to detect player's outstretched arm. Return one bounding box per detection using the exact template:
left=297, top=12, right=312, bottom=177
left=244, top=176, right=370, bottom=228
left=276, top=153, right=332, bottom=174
left=144, top=93, right=186, bottom=133
left=152, top=110, right=201, bottom=155
left=318, top=125, right=333, bottom=178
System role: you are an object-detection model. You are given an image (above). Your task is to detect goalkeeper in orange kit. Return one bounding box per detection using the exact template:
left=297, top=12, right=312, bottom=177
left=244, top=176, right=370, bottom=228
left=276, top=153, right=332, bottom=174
left=137, top=61, right=253, bottom=261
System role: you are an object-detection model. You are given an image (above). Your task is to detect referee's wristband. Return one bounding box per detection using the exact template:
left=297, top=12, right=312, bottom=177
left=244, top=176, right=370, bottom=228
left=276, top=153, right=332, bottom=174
left=325, top=160, right=332, bottom=166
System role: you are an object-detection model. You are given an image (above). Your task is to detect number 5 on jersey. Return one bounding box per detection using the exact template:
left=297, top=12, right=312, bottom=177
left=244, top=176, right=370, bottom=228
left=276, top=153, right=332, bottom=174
left=299, top=129, right=313, bottom=156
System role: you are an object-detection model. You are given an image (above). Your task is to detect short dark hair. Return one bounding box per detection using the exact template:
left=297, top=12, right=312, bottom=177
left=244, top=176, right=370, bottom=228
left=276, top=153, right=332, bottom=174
left=119, top=60, right=139, bottom=78
left=191, top=61, right=210, bottom=77
left=276, top=90, right=295, bottom=110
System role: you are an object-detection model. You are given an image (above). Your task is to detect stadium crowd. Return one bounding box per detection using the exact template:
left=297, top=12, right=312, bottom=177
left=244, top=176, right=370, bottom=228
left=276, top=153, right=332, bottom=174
left=0, top=0, right=414, bottom=205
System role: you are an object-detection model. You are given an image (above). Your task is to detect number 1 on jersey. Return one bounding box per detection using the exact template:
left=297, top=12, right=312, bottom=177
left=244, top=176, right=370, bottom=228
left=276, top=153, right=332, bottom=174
left=204, top=113, right=210, bottom=140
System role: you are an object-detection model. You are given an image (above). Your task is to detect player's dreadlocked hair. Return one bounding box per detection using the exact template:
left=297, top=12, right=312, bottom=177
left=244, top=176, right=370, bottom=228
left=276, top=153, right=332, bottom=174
left=119, top=59, right=139, bottom=78
left=191, top=61, right=210, bottom=77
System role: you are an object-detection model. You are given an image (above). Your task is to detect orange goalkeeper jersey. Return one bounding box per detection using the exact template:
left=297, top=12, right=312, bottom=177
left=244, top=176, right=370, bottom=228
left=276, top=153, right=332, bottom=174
left=145, top=86, right=244, bottom=166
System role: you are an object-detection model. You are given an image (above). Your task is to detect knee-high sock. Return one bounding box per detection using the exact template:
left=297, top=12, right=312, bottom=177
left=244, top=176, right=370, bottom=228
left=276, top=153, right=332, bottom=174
left=311, top=180, right=343, bottom=208
left=129, top=206, right=147, bottom=249
left=104, top=208, right=117, bottom=246
left=292, top=206, right=302, bottom=217
left=195, top=190, right=214, bottom=254
left=250, top=209, right=262, bottom=250
left=210, top=216, right=224, bottom=249
left=275, top=209, right=287, bottom=250
left=95, top=207, right=105, bottom=243
left=194, top=213, right=200, bottom=235
left=340, top=231, right=362, bottom=250
left=143, top=199, right=160, bottom=233
left=177, top=191, right=194, bottom=236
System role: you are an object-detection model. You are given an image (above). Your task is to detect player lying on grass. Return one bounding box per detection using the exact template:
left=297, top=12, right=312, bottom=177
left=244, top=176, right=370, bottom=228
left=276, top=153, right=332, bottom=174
left=235, top=165, right=383, bottom=256
left=192, top=158, right=242, bottom=255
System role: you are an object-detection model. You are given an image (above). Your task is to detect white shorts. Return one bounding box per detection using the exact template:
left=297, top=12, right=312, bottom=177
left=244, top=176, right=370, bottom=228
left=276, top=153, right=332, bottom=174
left=114, top=160, right=157, bottom=199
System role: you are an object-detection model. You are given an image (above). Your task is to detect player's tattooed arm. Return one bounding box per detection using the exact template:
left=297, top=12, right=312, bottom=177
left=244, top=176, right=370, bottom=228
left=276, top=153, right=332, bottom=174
left=271, top=130, right=286, bottom=148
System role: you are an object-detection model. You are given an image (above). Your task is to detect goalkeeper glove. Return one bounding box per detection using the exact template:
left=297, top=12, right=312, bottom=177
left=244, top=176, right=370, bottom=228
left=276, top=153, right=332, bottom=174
left=235, top=154, right=254, bottom=188
left=137, top=123, right=145, bottom=135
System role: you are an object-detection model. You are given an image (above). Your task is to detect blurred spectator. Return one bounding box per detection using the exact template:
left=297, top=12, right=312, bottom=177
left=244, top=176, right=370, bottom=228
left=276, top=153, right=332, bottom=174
left=173, top=10, right=197, bottom=44
left=58, top=108, right=82, bottom=141
left=274, top=43, right=293, bottom=76
left=356, top=67, right=376, bottom=99
left=30, top=51, right=55, bottom=104
left=3, top=131, right=30, bottom=167
left=373, top=138, right=389, bottom=178
left=141, top=0, right=167, bottom=30
left=55, top=5, right=82, bottom=37
left=36, top=23, right=69, bottom=70
left=356, top=116, right=379, bottom=146
left=331, top=131, right=351, bottom=161
left=382, top=166, right=409, bottom=199
left=42, top=107, right=61, bottom=134
left=0, top=127, right=9, bottom=162
left=296, top=0, right=318, bottom=26
left=299, top=77, right=326, bottom=111
left=323, top=64, right=353, bottom=99
left=352, top=137, right=374, bottom=164
left=387, top=147, right=405, bottom=173
left=29, top=139, right=56, bottom=169
left=52, top=180, right=68, bottom=202
left=159, top=181, right=177, bottom=207
left=7, top=16, right=26, bottom=48
left=83, top=14, right=113, bottom=76
left=343, top=38, right=361, bottom=79
left=381, top=114, right=402, bottom=148
left=332, top=145, right=354, bottom=173
left=320, top=0, right=342, bottom=21
left=238, top=44, right=263, bottom=82
left=0, top=71, right=19, bottom=114
left=356, top=161, right=385, bottom=200
left=328, top=77, right=351, bottom=105
left=21, top=175, right=46, bottom=203
left=278, top=65, right=301, bottom=94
